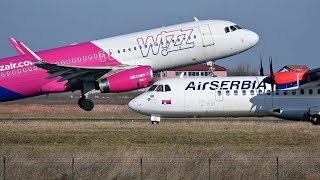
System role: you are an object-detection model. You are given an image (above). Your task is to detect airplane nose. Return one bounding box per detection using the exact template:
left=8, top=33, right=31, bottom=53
left=128, top=98, right=141, bottom=112
left=246, top=30, right=259, bottom=47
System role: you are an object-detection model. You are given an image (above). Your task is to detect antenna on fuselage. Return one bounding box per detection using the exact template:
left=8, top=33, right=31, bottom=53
left=194, top=17, right=199, bottom=22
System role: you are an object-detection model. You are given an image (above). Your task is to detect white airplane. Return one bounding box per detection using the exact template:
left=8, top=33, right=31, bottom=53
left=128, top=65, right=320, bottom=125
left=0, top=18, right=258, bottom=111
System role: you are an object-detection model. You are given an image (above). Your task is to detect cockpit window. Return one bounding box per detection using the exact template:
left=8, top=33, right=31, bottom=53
left=234, top=25, right=242, bottom=29
left=230, top=26, right=237, bottom=32
left=155, top=85, right=164, bottom=92
left=165, top=85, right=171, bottom=92
left=148, top=85, right=158, bottom=92
left=224, top=27, right=230, bottom=33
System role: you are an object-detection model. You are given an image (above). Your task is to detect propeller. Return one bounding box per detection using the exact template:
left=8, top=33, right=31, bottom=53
left=262, top=57, right=276, bottom=93
left=259, top=55, right=264, bottom=76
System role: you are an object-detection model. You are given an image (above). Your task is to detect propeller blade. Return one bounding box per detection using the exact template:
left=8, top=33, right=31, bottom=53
left=259, top=55, right=264, bottom=76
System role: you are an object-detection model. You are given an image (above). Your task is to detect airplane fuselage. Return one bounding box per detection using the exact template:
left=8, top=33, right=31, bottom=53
left=0, top=20, right=258, bottom=102
left=129, top=77, right=320, bottom=122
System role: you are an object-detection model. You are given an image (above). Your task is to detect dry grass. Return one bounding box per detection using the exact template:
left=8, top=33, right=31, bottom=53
left=0, top=103, right=319, bottom=179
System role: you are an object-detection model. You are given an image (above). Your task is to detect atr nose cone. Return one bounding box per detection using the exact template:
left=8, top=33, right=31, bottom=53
left=128, top=98, right=141, bottom=112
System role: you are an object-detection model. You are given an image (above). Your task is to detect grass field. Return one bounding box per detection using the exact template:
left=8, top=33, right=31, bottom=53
left=0, top=95, right=319, bottom=179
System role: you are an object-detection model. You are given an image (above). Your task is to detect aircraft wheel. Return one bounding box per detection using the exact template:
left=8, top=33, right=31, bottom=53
left=310, top=117, right=320, bottom=126
left=78, top=97, right=84, bottom=107
left=79, top=99, right=94, bottom=111
left=151, top=121, right=159, bottom=125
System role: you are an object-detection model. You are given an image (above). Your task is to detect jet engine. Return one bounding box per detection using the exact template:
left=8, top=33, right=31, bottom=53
left=96, top=66, right=154, bottom=93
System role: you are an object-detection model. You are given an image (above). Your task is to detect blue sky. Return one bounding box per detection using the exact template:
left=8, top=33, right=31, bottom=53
left=0, top=0, right=319, bottom=71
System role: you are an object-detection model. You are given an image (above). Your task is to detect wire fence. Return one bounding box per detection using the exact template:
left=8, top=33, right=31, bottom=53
left=1, top=156, right=320, bottom=179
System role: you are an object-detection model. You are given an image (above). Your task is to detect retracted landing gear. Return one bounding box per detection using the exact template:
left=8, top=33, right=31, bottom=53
left=151, top=115, right=161, bottom=125
left=78, top=96, right=94, bottom=111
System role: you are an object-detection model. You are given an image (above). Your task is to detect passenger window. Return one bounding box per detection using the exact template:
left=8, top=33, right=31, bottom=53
left=234, top=90, right=238, bottom=96
left=88, top=55, right=92, bottom=59
left=17, top=69, right=21, bottom=74
left=6, top=71, right=10, bottom=76
left=23, top=68, right=26, bottom=72
left=148, top=85, right=158, bottom=92
left=1, top=72, right=4, bottom=77
left=276, top=91, right=279, bottom=95
left=28, top=67, right=32, bottom=71
left=34, top=66, right=38, bottom=70
left=128, top=48, right=131, bottom=51
left=134, top=47, right=137, bottom=50
left=94, top=54, right=98, bottom=58
left=259, top=90, right=263, bottom=95
left=72, top=58, right=76, bottom=63
left=61, top=61, right=65, bottom=65
left=117, top=50, right=120, bottom=53
left=66, top=60, right=70, bottom=64
left=267, top=90, right=271, bottom=95
left=300, top=89, right=304, bottom=95
left=224, top=27, right=230, bottom=33
left=12, top=70, right=16, bottom=75
left=250, top=90, right=254, bottom=95
left=83, top=56, right=87, bottom=61
left=193, top=35, right=197, bottom=39
left=78, top=57, right=81, bottom=62
left=123, top=49, right=126, bottom=52
left=292, top=90, right=296, bottom=95
left=283, top=91, right=288, bottom=95
left=156, top=85, right=163, bottom=92
left=217, top=90, right=222, bottom=96
left=242, top=90, right=246, bottom=95
left=165, top=85, right=171, bottom=92
left=309, top=89, right=313, bottom=95
left=226, top=90, right=230, bottom=96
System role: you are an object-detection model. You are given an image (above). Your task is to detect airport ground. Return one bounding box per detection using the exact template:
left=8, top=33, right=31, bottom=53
left=0, top=92, right=319, bottom=179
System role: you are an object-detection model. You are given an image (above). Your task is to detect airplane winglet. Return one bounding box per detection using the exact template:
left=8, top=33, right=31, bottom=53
left=16, top=41, right=43, bottom=62
left=8, top=37, right=25, bottom=55
left=194, top=17, right=199, bottom=22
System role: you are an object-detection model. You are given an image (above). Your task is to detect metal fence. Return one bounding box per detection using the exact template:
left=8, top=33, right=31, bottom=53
left=1, top=156, right=319, bottom=179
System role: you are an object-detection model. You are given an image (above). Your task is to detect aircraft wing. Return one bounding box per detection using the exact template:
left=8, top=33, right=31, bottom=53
left=34, top=61, right=136, bottom=86
left=299, top=68, right=320, bottom=89
left=15, top=39, right=137, bottom=86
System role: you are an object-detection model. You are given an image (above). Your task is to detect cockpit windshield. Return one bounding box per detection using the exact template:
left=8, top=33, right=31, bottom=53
left=148, top=85, right=158, bottom=91
left=224, top=24, right=242, bottom=33
left=148, top=84, right=171, bottom=92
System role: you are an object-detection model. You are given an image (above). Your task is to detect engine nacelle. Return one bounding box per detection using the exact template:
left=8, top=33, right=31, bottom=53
left=96, top=66, right=153, bottom=93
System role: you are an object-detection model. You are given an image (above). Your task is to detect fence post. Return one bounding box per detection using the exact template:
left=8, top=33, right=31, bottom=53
left=208, top=158, right=211, bottom=180
left=72, top=158, right=75, bottom=180
left=140, top=158, right=143, bottom=180
left=3, top=157, right=5, bottom=180
left=276, top=157, right=279, bottom=180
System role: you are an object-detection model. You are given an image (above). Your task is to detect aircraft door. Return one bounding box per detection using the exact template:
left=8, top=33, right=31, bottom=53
left=199, top=24, right=215, bottom=47
left=98, top=51, right=107, bottom=62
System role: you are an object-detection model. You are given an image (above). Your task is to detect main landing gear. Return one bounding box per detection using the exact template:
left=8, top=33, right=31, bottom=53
left=310, top=116, right=320, bottom=125
left=78, top=96, right=94, bottom=111
left=78, top=81, right=95, bottom=111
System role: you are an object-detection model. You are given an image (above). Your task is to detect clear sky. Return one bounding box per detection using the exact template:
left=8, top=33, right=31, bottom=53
left=0, top=0, right=319, bottom=71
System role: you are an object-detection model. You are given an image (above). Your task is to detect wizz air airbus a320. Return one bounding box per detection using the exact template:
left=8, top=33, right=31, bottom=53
left=0, top=19, right=259, bottom=111
left=129, top=65, right=320, bottom=125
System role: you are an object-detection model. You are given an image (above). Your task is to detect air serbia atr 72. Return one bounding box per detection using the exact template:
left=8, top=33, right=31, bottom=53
left=0, top=19, right=259, bottom=111
left=129, top=67, right=320, bottom=125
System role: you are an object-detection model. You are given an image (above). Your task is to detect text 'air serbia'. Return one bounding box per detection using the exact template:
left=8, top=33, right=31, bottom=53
left=129, top=71, right=320, bottom=125
left=0, top=19, right=258, bottom=111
